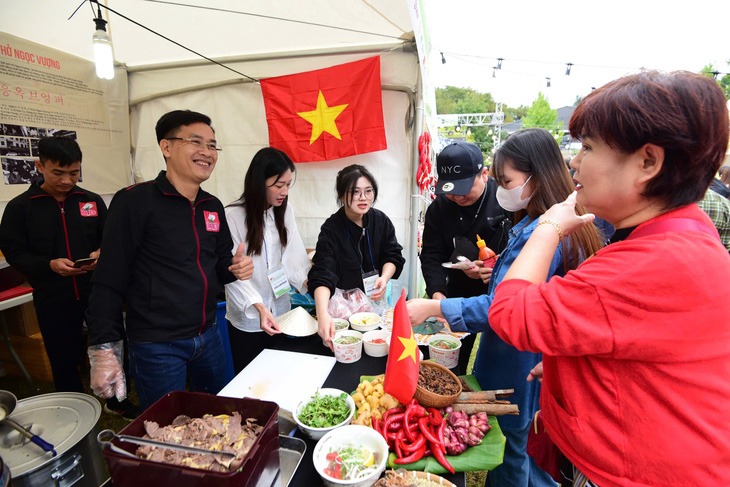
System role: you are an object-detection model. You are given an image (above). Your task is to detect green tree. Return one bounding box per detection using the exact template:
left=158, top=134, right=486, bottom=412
left=521, top=92, right=562, bottom=136
left=573, top=95, right=583, bottom=107
left=701, top=62, right=730, bottom=100
left=435, top=86, right=499, bottom=154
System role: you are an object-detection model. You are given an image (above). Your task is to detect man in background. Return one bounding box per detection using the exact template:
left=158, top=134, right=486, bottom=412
left=0, top=136, right=138, bottom=417
left=419, top=141, right=511, bottom=374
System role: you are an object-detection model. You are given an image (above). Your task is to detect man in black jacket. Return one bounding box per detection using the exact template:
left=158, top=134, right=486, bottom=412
left=0, top=138, right=109, bottom=393
left=419, top=141, right=511, bottom=374
left=86, top=110, right=254, bottom=410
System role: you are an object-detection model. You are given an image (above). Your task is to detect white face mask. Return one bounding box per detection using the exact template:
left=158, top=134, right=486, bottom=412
left=496, top=175, right=532, bottom=211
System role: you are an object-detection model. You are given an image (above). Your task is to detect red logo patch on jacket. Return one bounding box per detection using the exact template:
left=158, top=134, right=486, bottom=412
left=79, top=202, right=98, bottom=217
left=204, top=211, right=220, bottom=232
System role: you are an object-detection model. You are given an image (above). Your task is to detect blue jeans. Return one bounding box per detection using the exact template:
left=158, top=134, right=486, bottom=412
left=129, top=325, right=227, bottom=410
left=486, top=423, right=558, bottom=487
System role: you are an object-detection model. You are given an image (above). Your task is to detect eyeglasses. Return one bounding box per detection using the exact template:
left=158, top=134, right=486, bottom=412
left=352, top=188, right=374, bottom=199
left=166, top=137, right=222, bottom=153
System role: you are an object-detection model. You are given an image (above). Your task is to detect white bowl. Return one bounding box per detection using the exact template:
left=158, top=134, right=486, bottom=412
left=349, top=312, right=381, bottom=332
left=362, top=330, right=389, bottom=357
left=333, top=318, right=349, bottom=332
left=293, top=388, right=356, bottom=440
left=313, top=425, right=389, bottom=487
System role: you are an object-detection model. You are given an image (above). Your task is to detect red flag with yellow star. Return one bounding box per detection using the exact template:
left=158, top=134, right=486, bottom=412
left=384, top=289, right=420, bottom=405
left=260, top=56, right=387, bottom=163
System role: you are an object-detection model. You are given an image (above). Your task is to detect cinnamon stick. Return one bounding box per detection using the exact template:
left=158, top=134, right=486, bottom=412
left=456, top=390, right=514, bottom=402
left=452, top=403, right=520, bottom=416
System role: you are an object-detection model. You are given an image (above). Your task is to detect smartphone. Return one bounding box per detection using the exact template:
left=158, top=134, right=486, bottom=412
left=73, top=257, right=97, bottom=268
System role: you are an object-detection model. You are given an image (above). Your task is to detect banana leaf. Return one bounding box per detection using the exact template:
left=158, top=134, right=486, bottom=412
left=387, top=415, right=505, bottom=473
left=357, top=372, right=506, bottom=473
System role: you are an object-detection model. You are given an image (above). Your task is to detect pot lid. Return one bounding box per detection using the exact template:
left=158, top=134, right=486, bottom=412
left=0, top=392, right=101, bottom=477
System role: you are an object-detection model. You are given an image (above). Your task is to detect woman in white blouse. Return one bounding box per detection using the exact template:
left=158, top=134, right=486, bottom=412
left=225, top=148, right=310, bottom=372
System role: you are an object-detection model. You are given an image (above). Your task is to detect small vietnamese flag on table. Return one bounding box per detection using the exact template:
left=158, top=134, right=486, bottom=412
left=260, top=56, right=387, bottom=163
left=384, top=289, right=420, bottom=405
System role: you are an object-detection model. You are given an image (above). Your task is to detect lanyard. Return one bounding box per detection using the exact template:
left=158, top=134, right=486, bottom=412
left=262, top=238, right=284, bottom=271
left=346, top=227, right=375, bottom=272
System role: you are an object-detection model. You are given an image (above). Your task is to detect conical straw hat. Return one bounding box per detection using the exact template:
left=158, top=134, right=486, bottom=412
left=277, top=306, right=318, bottom=337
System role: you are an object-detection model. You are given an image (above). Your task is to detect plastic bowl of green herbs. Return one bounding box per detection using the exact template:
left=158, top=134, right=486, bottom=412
left=294, top=388, right=356, bottom=440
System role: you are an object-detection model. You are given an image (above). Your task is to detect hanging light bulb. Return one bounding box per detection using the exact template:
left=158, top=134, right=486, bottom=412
left=440, top=52, right=446, bottom=64
left=92, top=5, right=114, bottom=79
left=496, top=58, right=503, bottom=70
left=565, top=63, right=573, bottom=76
left=492, top=67, right=497, bottom=78
left=546, top=77, right=551, bottom=88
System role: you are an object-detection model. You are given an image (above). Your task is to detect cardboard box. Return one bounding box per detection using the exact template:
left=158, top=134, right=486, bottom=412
left=0, top=332, right=53, bottom=382
left=3, top=301, right=40, bottom=336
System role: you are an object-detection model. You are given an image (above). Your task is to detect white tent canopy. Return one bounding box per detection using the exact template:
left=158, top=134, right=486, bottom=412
left=1, top=0, right=425, bottom=295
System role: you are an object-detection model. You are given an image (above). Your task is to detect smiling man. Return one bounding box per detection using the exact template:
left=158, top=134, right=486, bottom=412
left=86, top=110, right=254, bottom=410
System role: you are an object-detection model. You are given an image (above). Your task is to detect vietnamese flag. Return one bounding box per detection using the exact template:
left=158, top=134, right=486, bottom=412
left=384, top=289, right=420, bottom=405
left=260, top=56, right=387, bottom=163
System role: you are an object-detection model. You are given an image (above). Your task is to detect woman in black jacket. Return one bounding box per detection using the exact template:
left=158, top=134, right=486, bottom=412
left=308, top=165, right=405, bottom=349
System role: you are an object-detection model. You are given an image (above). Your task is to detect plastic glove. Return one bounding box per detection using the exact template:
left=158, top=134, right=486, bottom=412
left=88, top=341, right=126, bottom=401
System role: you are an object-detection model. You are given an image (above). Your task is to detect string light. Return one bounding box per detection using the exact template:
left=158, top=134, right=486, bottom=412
left=546, top=77, right=551, bottom=88
left=565, top=63, right=573, bottom=76
left=496, top=58, right=503, bottom=70
left=92, top=3, right=114, bottom=79
left=441, top=52, right=446, bottom=64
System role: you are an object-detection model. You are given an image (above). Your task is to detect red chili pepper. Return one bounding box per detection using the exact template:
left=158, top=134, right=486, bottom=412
left=404, top=404, right=417, bottom=441
left=395, top=430, right=405, bottom=458
left=432, top=445, right=455, bottom=474
left=324, top=468, right=335, bottom=478
left=371, top=416, right=381, bottom=435
left=325, top=452, right=338, bottom=461
left=400, top=433, right=426, bottom=453
left=386, top=430, right=398, bottom=442
left=427, top=407, right=443, bottom=426
left=388, top=420, right=403, bottom=431
left=393, top=444, right=426, bottom=464
left=383, top=412, right=405, bottom=433
left=437, top=418, right=447, bottom=453
left=413, top=405, right=428, bottom=417
left=418, top=417, right=441, bottom=445
left=382, top=407, right=405, bottom=423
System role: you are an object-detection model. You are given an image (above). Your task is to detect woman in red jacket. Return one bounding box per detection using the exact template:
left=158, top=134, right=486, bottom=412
left=488, top=70, right=730, bottom=487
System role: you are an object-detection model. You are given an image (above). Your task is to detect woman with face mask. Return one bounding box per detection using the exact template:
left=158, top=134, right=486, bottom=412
left=407, top=128, right=603, bottom=487
left=224, top=147, right=311, bottom=372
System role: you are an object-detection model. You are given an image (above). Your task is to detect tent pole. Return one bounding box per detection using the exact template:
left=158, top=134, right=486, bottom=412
left=408, top=73, right=424, bottom=299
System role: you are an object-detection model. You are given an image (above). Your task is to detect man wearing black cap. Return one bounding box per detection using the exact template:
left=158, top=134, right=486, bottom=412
left=419, top=141, right=511, bottom=374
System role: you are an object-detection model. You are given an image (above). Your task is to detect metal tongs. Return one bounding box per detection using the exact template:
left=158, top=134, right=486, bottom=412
left=97, top=429, right=236, bottom=458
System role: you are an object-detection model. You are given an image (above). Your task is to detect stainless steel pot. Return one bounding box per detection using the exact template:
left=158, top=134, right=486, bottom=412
left=0, top=392, right=107, bottom=487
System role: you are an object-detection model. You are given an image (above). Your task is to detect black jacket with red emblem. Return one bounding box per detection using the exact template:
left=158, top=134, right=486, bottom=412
left=87, top=171, right=236, bottom=345
left=0, top=181, right=107, bottom=305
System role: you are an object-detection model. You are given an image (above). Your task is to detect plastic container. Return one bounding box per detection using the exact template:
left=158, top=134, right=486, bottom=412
left=102, top=391, right=280, bottom=487
left=427, top=334, right=462, bottom=369
left=332, top=331, right=363, bottom=363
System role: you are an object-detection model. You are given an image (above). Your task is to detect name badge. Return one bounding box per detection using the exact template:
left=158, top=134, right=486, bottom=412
left=362, top=270, right=379, bottom=298
left=268, top=265, right=291, bottom=298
